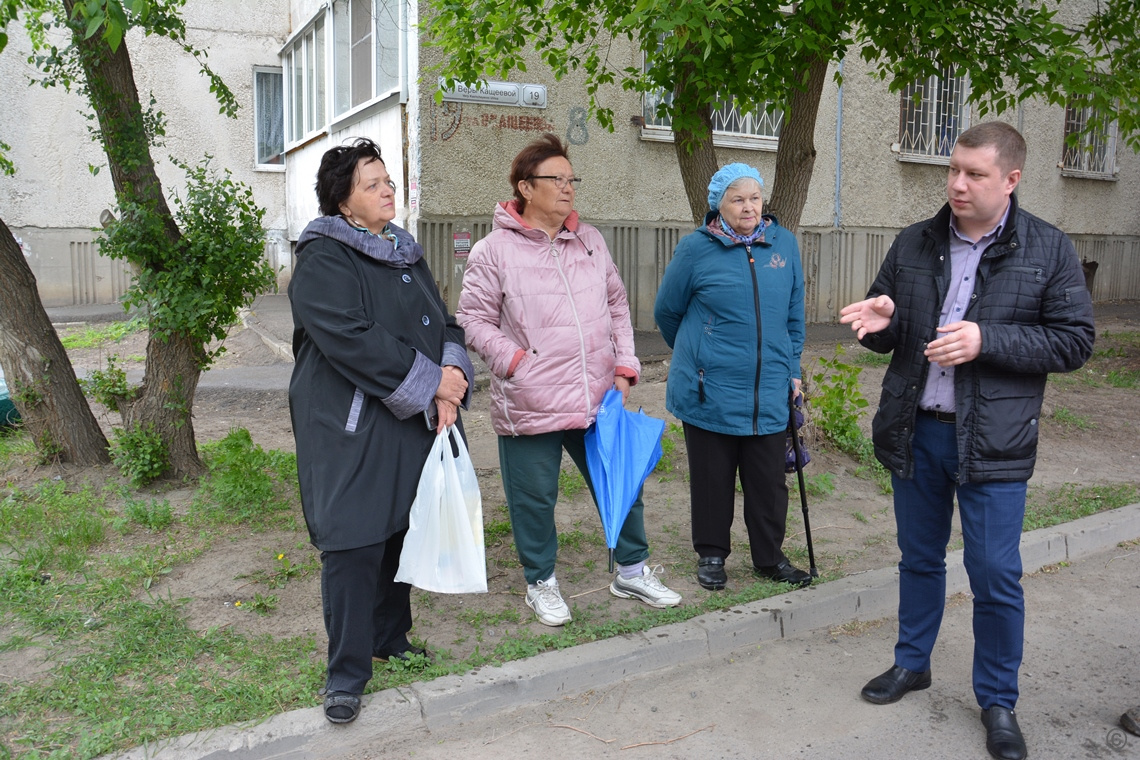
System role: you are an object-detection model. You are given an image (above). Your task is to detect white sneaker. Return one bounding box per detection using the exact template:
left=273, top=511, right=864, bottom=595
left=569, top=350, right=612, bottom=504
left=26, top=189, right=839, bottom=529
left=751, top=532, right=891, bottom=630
left=526, top=577, right=572, bottom=626
left=610, top=565, right=682, bottom=608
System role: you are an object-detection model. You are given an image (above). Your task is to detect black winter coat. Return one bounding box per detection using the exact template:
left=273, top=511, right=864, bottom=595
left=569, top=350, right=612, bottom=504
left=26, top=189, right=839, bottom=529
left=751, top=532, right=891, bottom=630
left=860, top=195, right=1094, bottom=483
left=288, top=219, right=470, bottom=551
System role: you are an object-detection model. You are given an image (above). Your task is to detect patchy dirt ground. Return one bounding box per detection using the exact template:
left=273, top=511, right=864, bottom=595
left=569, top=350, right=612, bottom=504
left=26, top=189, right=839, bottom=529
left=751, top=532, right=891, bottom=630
left=13, top=305, right=1140, bottom=674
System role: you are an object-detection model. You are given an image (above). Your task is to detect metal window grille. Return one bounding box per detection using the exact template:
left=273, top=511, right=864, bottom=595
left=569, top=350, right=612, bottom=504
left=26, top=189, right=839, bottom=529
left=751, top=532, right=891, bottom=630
left=1062, top=104, right=1117, bottom=176
left=643, top=89, right=782, bottom=138
left=898, top=67, right=969, bottom=158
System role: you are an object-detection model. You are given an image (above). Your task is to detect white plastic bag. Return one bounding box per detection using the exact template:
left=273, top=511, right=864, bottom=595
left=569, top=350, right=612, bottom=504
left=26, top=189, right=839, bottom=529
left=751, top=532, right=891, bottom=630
left=395, top=426, right=487, bottom=593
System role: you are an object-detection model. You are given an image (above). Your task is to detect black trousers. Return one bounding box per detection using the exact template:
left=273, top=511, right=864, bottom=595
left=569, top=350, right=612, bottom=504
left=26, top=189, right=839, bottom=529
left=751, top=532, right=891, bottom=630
left=683, top=422, right=789, bottom=568
left=320, top=531, right=413, bottom=694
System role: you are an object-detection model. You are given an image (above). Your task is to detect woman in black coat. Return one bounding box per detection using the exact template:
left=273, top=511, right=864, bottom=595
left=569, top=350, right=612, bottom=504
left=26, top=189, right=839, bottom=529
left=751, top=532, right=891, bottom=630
left=289, top=137, right=473, bottom=724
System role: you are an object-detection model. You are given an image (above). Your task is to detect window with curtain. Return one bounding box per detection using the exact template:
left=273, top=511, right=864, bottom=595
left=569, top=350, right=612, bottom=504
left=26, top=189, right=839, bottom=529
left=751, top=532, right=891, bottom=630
left=643, top=89, right=783, bottom=146
left=254, top=67, right=284, bottom=167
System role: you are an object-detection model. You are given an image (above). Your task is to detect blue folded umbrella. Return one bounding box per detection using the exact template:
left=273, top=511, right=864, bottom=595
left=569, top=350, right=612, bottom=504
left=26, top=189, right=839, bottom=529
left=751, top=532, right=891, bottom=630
left=584, top=388, right=666, bottom=572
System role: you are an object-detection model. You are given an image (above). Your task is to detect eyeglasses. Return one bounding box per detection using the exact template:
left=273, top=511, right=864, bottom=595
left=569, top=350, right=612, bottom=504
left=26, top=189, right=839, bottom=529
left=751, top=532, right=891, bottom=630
left=528, top=175, right=582, bottom=189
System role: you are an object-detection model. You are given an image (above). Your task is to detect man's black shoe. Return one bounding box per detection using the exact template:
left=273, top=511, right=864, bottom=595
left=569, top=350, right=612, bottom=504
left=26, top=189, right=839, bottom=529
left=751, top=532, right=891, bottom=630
left=754, top=559, right=812, bottom=587
left=981, top=706, right=1027, bottom=760
left=1122, top=706, right=1140, bottom=737
left=697, top=557, right=727, bottom=590
left=860, top=664, right=932, bottom=705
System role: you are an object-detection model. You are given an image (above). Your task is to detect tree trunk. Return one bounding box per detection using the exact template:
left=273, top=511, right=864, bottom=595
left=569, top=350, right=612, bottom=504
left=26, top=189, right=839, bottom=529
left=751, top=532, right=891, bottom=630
left=62, top=0, right=179, bottom=237
left=671, top=54, right=720, bottom=225
left=63, top=0, right=206, bottom=478
left=767, top=53, right=830, bottom=234
left=0, top=218, right=111, bottom=464
left=122, top=331, right=205, bottom=479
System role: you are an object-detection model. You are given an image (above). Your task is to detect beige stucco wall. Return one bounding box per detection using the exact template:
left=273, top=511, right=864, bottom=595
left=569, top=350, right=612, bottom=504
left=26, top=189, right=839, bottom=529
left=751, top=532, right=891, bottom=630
left=414, top=40, right=815, bottom=225
left=1, top=28, right=113, bottom=231
left=416, top=31, right=1140, bottom=238
left=831, top=53, right=1140, bottom=235
left=0, top=0, right=291, bottom=303
left=413, top=23, right=1140, bottom=321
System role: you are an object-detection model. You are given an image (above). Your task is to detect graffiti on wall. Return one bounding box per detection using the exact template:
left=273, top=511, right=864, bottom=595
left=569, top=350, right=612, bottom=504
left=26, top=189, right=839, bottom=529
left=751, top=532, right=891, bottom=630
left=429, top=100, right=559, bottom=141
left=566, top=106, right=589, bottom=145
left=431, top=101, right=465, bottom=142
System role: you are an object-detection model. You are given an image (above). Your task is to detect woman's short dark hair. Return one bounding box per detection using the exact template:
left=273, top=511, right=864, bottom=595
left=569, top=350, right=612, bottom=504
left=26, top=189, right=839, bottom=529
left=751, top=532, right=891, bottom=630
left=315, top=137, right=385, bottom=217
left=509, top=133, right=571, bottom=212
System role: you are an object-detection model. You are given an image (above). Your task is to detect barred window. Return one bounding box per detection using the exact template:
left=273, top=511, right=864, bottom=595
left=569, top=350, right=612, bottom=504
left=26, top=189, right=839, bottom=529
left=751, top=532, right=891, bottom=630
left=640, top=48, right=782, bottom=150
left=897, top=67, right=969, bottom=163
left=1061, top=104, right=1118, bottom=179
left=644, top=90, right=782, bottom=144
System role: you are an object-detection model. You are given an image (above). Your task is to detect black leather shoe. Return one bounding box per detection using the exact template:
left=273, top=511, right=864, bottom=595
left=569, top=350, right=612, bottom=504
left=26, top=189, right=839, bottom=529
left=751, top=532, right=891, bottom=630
left=373, top=644, right=427, bottom=663
left=1122, top=706, right=1140, bottom=737
left=754, top=559, right=812, bottom=588
left=697, top=557, right=727, bottom=590
left=981, top=706, right=1027, bottom=760
left=860, top=664, right=932, bottom=705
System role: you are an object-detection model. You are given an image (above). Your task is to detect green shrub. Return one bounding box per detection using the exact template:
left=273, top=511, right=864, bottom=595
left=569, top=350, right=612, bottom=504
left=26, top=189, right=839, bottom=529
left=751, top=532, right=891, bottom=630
left=810, top=347, right=869, bottom=455
left=80, top=355, right=134, bottom=412
left=809, top=347, right=891, bottom=494
left=110, top=424, right=170, bottom=487
left=100, top=157, right=277, bottom=371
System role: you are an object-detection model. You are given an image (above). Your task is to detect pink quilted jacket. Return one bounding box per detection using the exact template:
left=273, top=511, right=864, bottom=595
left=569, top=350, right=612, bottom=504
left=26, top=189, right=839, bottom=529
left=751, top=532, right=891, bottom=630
left=457, top=201, right=640, bottom=436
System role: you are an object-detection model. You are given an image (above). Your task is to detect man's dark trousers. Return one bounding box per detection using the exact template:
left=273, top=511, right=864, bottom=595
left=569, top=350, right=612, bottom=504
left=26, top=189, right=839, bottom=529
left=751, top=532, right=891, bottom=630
left=891, top=412, right=1028, bottom=709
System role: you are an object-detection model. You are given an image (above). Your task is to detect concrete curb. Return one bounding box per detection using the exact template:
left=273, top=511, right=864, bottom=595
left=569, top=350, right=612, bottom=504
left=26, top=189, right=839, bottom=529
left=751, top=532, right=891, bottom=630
left=108, top=501, right=1140, bottom=759
left=239, top=307, right=294, bottom=363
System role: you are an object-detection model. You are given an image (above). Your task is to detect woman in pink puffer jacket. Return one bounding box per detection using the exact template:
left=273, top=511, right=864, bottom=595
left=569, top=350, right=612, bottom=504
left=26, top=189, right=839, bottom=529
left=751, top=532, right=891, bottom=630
left=457, top=133, right=681, bottom=627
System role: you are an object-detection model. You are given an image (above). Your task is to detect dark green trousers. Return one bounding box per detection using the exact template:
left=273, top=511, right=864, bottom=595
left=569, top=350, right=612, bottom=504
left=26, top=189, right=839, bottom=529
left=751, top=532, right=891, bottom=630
left=498, top=429, right=649, bottom=585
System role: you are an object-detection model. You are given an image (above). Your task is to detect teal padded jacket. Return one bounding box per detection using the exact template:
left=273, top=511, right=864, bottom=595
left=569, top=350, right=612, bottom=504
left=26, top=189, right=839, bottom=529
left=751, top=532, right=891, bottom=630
left=654, top=213, right=805, bottom=437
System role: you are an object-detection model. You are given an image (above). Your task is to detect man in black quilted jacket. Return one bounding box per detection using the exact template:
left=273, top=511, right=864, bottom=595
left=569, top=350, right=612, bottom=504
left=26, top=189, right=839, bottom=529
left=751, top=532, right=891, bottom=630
left=840, top=121, right=1095, bottom=760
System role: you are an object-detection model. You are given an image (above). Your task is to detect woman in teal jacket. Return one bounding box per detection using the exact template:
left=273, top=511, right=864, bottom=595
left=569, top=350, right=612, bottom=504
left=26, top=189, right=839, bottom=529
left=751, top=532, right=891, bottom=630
left=654, top=163, right=809, bottom=591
